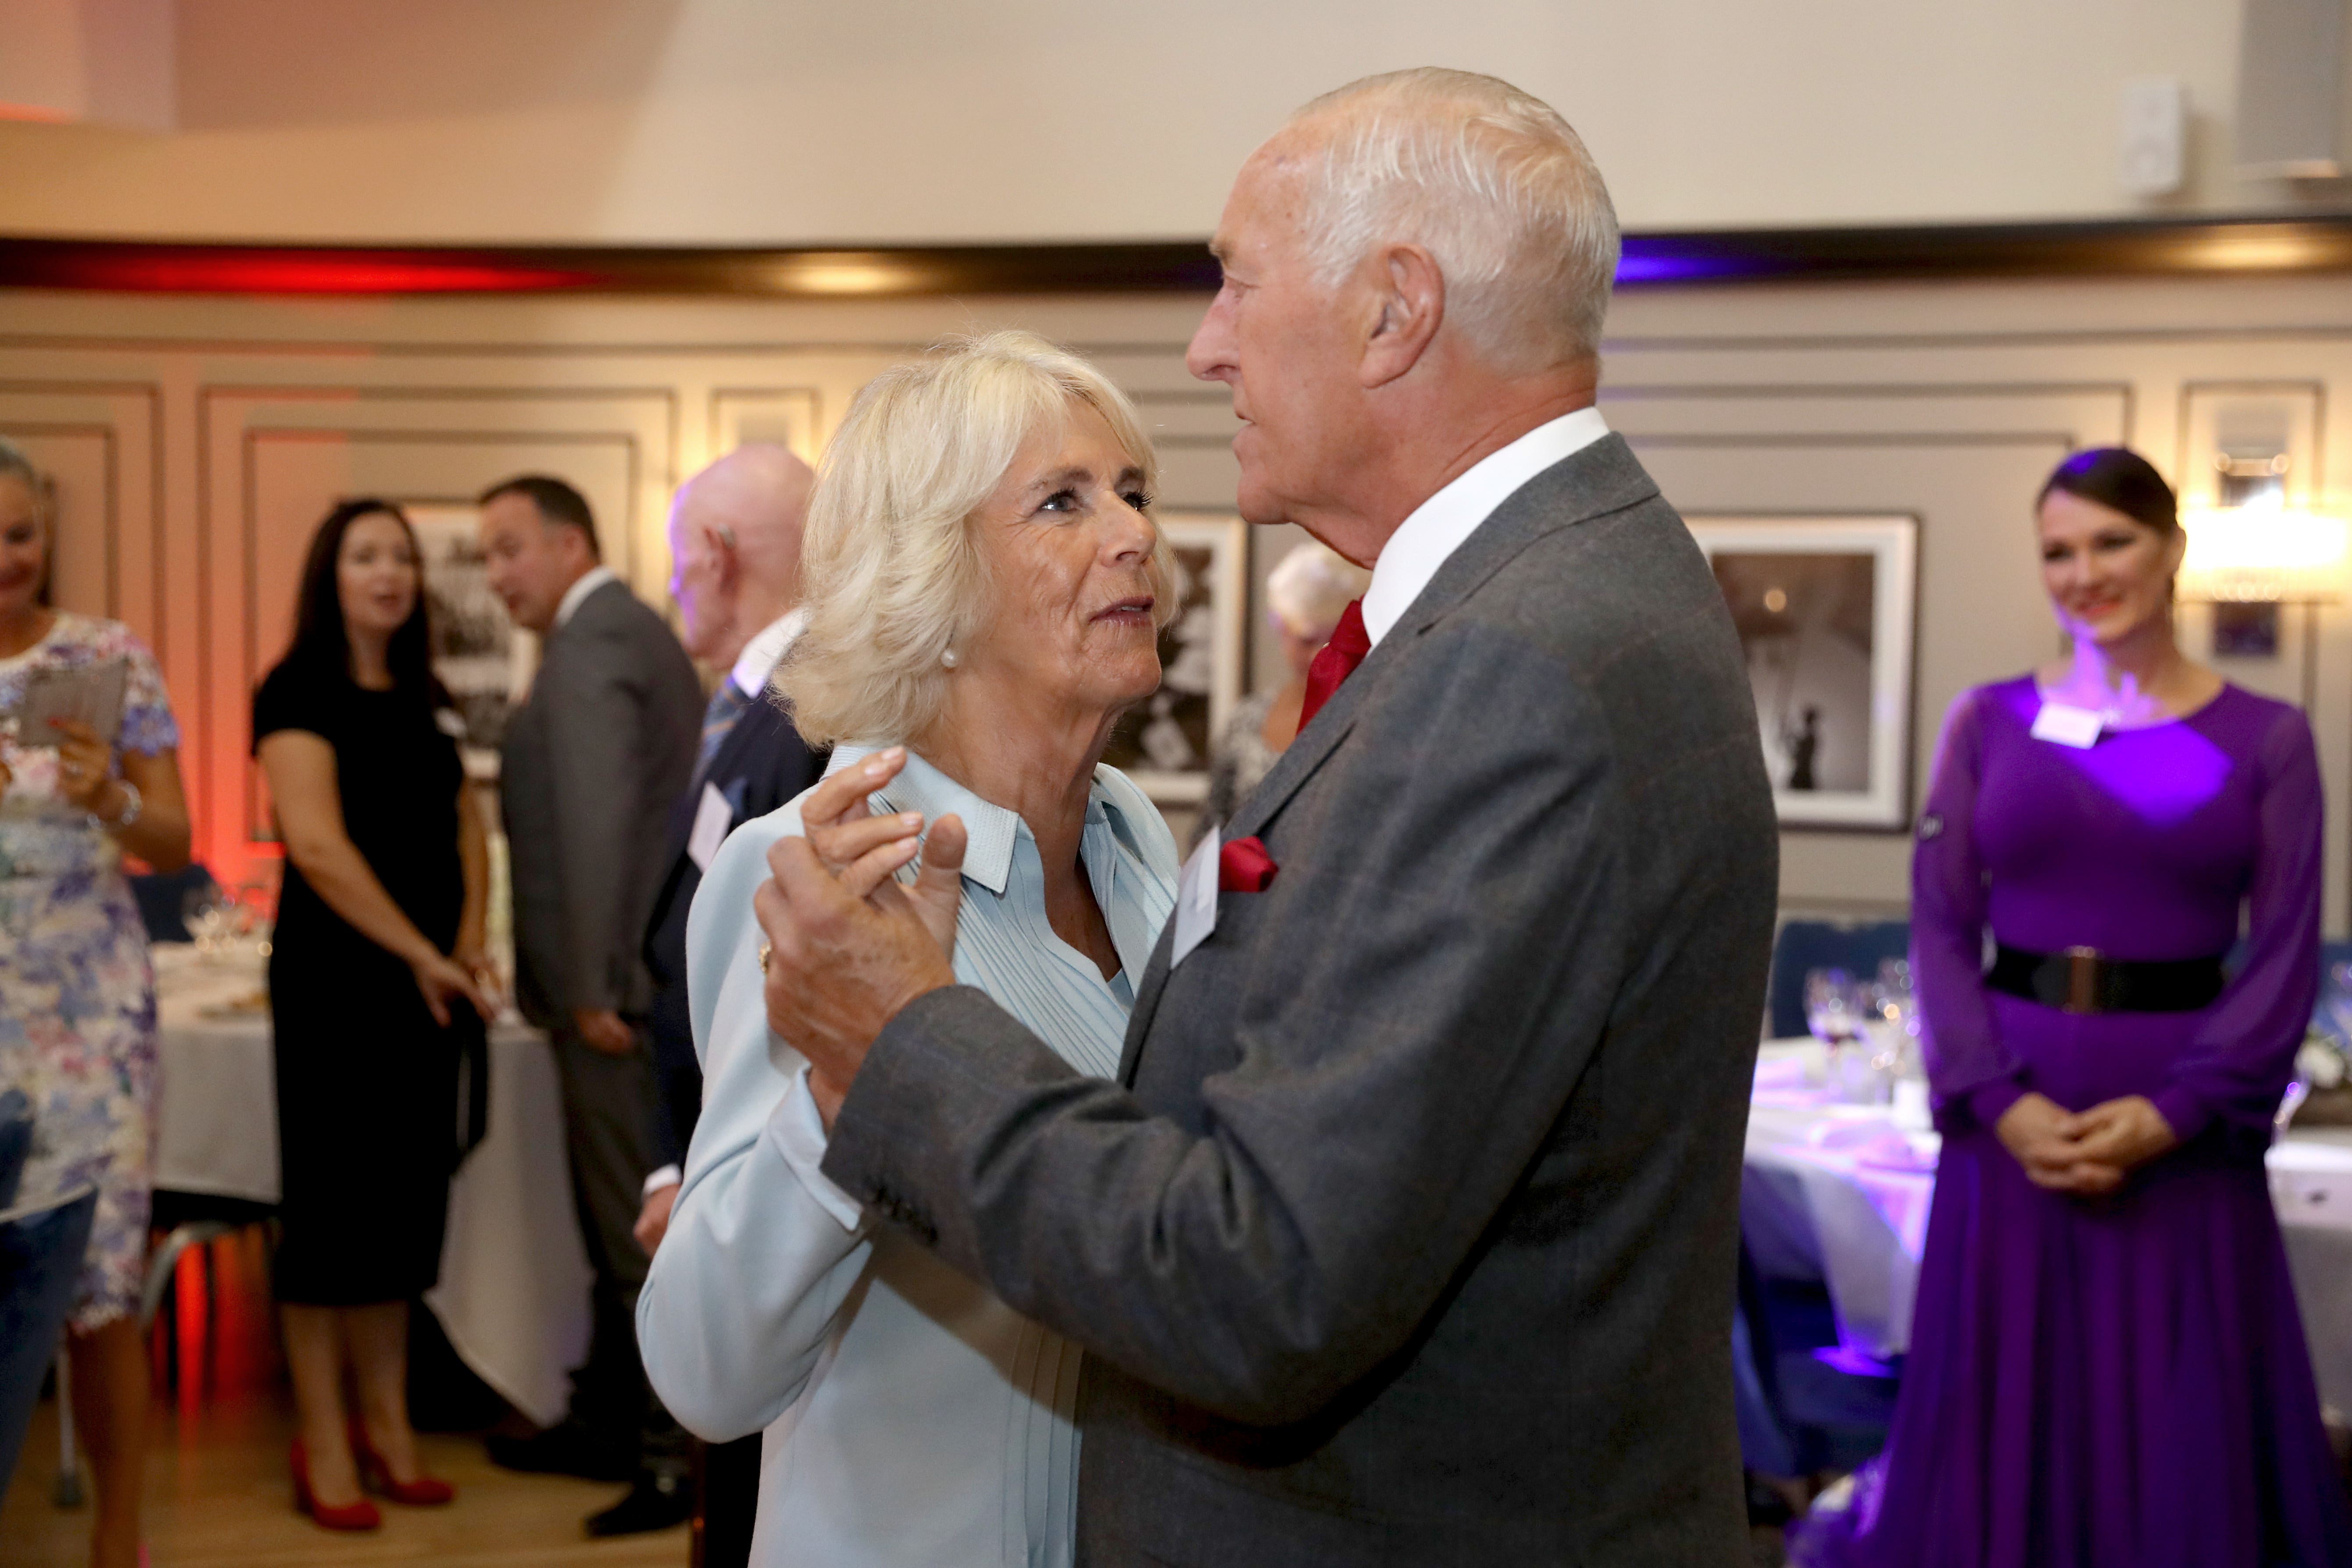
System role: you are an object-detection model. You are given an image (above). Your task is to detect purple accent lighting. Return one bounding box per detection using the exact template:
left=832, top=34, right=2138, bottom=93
left=2063, top=722, right=2236, bottom=825
left=1994, top=682, right=2236, bottom=826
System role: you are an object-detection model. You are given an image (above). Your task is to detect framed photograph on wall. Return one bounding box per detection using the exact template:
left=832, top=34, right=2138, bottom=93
left=1100, top=511, right=1249, bottom=804
left=1683, top=514, right=1918, bottom=831
left=407, top=503, right=535, bottom=780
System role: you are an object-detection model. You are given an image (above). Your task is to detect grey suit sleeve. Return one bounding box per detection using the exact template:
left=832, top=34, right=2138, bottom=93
left=537, top=622, right=661, bottom=1014
left=822, top=618, right=1634, bottom=1426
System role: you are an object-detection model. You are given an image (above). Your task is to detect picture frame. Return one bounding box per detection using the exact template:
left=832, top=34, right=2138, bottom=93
left=1100, top=510, right=1250, bottom=804
left=1683, top=514, right=1919, bottom=831
left=406, top=502, right=535, bottom=781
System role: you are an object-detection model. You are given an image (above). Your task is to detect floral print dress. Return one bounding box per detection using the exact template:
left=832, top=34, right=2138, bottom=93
left=0, top=613, right=180, bottom=1329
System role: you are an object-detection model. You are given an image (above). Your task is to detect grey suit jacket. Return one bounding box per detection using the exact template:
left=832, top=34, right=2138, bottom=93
left=822, top=436, right=1779, bottom=1566
left=500, top=576, right=702, bottom=1030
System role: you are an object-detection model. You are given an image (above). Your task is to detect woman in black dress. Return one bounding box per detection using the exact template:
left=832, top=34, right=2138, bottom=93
left=254, top=499, right=494, bottom=1531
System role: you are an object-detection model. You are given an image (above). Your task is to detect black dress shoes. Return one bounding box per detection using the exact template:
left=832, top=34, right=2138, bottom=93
left=483, top=1419, right=636, bottom=1484
left=585, top=1467, right=693, bottom=1536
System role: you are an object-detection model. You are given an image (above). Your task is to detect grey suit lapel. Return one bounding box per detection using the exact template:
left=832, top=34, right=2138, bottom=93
left=1119, top=434, right=1658, bottom=1085
left=1225, top=433, right=1658, bottom=844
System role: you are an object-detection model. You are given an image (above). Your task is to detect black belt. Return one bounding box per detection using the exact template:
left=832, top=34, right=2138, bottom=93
left=1985, top=944, right=2224, bottom=1015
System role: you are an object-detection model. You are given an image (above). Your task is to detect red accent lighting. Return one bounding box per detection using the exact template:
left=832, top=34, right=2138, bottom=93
left=15, top=248, right=594, bottom=295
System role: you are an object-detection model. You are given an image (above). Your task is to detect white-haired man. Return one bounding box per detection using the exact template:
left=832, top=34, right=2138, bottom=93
left=623, top=446, right=825, bottom=1555
left=754, top=70, right=1777, bottom=1564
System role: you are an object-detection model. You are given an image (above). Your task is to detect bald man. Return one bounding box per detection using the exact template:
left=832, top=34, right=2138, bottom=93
left=616, top=445, right=826, bottom=1548
left=639, top=443, right=826, bottom=1243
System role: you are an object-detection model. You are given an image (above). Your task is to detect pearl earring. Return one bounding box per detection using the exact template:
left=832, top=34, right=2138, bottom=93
left=941, top=648, right=959, bottom=668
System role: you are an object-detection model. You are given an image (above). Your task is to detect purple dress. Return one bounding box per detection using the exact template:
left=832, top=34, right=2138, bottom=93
left=1793, top=677, right=2352, bottom=1568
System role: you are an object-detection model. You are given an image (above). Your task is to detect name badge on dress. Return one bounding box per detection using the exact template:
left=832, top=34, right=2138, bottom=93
left=2030, top=702, right=2104, bottom=749
left=1170, top=823, right=1220, bottom=969
left=686, top=782, right=733, bottom=871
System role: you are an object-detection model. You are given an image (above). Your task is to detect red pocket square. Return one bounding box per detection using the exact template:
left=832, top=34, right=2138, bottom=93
left=1219, top=835, right=1279, bottom=893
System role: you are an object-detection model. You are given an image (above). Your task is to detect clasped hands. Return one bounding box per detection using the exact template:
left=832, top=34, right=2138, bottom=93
left=754, top=749, right=967, bottom=1125
left=1995, top=1091, right=2178, bottom=1195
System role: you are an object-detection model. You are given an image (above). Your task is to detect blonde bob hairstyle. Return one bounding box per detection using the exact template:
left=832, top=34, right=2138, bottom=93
left=776, top=330, right=1177, bottom=749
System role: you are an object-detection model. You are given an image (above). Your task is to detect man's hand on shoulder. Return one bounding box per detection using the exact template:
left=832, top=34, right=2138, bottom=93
left=754, top=749, right=965, bottom=1126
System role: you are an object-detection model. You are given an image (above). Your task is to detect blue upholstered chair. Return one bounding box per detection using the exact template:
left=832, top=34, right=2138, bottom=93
left=1765, top=919, right=1913, bottom=1039
left=126, top=862, right=219, bottom=944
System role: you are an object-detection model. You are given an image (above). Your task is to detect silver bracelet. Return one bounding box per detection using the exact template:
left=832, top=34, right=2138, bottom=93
left=95, top=779, right=141, bottom=830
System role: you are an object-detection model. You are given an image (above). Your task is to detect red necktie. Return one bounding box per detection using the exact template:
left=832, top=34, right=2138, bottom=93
left=1297, top=599, right=1369, bottom=731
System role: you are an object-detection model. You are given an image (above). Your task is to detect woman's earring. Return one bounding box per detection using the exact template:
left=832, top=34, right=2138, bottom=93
left=940, top=648, right=960, bottom=668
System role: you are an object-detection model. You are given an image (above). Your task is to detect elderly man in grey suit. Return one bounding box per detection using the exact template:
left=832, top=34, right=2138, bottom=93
left=477, top=475, right=703, bottom=1533
left=754, top=70, right=1777, bottom=1565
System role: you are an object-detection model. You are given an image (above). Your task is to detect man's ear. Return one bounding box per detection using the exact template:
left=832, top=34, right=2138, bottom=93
left=1359, top=244, right=1445, bottom=390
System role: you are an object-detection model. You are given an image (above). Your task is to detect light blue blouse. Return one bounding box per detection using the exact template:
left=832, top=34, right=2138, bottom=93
left=637, top=745, right=1176, bottom=1568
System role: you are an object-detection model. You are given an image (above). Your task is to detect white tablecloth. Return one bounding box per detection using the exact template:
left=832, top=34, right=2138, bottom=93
left=150, top=946, right=593, bottom=1426
left=1743, top=1040, right=2352, bottom=1412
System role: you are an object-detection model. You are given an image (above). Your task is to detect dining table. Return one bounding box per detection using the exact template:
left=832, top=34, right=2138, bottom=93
left=1744, top=1039, right=2352, bottom=1413
left=149, top=942, right=594, bottom=1427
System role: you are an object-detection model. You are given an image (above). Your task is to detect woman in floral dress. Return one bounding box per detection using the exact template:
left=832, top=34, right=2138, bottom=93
left=0, top=437, right=193, bottom=1568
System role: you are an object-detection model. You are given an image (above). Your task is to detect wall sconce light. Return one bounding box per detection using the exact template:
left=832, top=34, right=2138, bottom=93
left=2177, top=501, right=2348, bottom=702
left=2179, top=505, right=2350, bottom=604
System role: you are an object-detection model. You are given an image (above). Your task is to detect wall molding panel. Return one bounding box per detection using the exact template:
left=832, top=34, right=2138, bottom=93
left=0, top=279, right=2348, bottom=933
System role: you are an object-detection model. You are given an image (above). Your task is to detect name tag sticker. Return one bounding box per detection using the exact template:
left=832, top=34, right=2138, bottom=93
left=687, top=782, right=733, bottom=871
left=1171, top=823, right=1220, bottom=969
left=2030, top=702, right=2103, bottom=749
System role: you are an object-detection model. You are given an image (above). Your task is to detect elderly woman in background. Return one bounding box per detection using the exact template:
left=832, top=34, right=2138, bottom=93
left=255, top=499, right=494, bottom=1532
left=1793, top=448, right=2352, bottom=1567
left=1194, top=540, right=1370, bottom=846
left=0, top=436, right=193, bottom=1568
left=638, top=331, right=1178, bottom=1567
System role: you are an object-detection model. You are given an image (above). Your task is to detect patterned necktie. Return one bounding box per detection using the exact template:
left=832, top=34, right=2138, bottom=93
left=1297, top=599, right=1370, bottom=731
left=694, top=680, right=752, bottom=786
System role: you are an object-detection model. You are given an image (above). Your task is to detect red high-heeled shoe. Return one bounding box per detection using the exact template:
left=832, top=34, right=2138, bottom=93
left=349, top=1420, right=457, bottom=1506
left=290, top=1439, right=382, bottom=1532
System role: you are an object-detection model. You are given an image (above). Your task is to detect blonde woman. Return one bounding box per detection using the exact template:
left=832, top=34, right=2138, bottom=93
left=637, top=331, right=1179, bottom=1567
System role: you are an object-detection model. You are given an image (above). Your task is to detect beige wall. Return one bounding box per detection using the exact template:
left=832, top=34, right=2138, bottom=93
left=0, top=0, right=2334, bottom=244
left=2, top=271, right=2348, bottom=932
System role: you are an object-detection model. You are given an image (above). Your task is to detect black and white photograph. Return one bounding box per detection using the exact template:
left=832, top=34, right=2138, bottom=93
left=408, top=503, right=532, bottom=778
left=1098, top=511, right=1248, bottom=804
left=1685, top=515, right=1918, bottom=829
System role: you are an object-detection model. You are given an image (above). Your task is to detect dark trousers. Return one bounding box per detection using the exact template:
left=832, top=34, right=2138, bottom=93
left=0, top=1193, right=98, bottom=1496
left=697, top=1434, right=761, bottom=1568
left=548, top=1025, right=680, bottom=1468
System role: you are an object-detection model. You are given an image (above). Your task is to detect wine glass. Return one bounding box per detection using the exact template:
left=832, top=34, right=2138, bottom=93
left=230, top=876, right=278, bottom=960
left=1804, top=967, right=1863, bottom=1045
left=1805, top=968, right=1870, bottom=1099
left=181, top=887, right=229, bottom=957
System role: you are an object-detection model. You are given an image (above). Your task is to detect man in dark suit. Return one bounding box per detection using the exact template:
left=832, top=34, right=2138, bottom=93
left=477, top=475, right=704, bottom=1535
left=751, top=69, right=1777, bottom=1567
left=630, top=446, right=826, bottom=1563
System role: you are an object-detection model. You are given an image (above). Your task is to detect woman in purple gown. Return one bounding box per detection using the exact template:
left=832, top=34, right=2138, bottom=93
left=1795, top=448, right=2352, bottom=1568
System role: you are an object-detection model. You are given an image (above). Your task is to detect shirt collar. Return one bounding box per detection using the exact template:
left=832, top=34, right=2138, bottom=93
left=552, top=564, right=620, bottom=630
left=729, top=606, right=808, bottom=698
left=1358, top=406, right=1610, bottom=648
left=819, top=745, right=1148, bottom=908
left=824, top=745, right=1019, bottom=896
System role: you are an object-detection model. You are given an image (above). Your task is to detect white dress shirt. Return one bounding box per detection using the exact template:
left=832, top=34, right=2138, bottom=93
left=637, top=747, right=1178, bottom=1568
left=552, top=564, right=620, bottom=630
left=1359, top=406, right=1611, bottom=647
left=728, top=606, right=808, bottom=698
